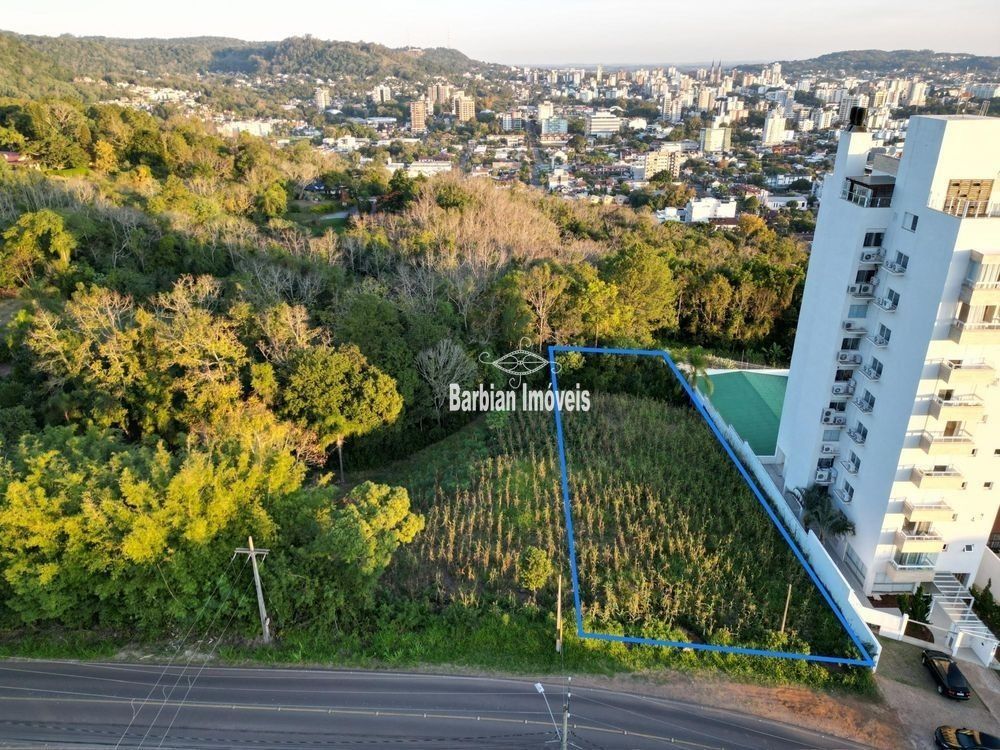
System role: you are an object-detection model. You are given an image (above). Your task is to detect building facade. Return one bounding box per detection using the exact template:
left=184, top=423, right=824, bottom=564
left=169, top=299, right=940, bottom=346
left=775, top=112, right=1000, bottom=595
left=409, top=100, right=427, bottom=133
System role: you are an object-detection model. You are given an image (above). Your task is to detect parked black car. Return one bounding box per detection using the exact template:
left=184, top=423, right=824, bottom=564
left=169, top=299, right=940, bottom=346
left=922, top=649, right=972, bottom=700
left=935, top=726, right=1000, bottom=749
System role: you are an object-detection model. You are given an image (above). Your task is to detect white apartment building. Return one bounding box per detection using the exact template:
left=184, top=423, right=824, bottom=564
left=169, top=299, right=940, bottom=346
left=761, top=108, right=786, bottom=146
left=775, top=111, right=1000, bottom=597
left=585, top=109, right=621, bottom=137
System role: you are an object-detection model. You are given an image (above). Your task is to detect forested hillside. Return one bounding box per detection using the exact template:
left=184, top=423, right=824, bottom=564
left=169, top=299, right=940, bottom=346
left=3, top=32, right=484, bottom=83
left=780, top=48, right=1000, bottom=76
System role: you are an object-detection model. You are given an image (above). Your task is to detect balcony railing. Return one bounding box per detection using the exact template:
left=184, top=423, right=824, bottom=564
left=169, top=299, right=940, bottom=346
left=950, top=319, right=1000, bottom=345
left=831, top=486, right=852, bottom=504
left=903, top=499, right=954, bottom=523
left=883, top=261, right=907, bottom=276
left=840, top=459, right=860, bottom=475
left=866, top=333, right=890, bottom=348
left=847, top=428, right=866, bottom=445
left=937, top=359, right=994, bottom=384
left=920, top=429, right=975, bottom=454
left=929, top=394, right=985, bottom=422
left=841, top=187, right=893, bottom=208
left=874, top=296, right=898, bottom=312
left=852, top=397, right=874, bottom=414
left=941, top=198, right=1000, bottom=218
left=859, top=364, right=882, bottom=381
left=910, top=466, right=965, bottom=489
left=890, top=554, right=937, bottom=570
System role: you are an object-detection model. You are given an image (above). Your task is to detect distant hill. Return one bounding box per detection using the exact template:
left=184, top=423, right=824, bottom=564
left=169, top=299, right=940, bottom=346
left=0, top=31, right=486, bottom=95
left=779, top=49, right=1000, bottom=76
left=0, top=33, right=87, bottom=98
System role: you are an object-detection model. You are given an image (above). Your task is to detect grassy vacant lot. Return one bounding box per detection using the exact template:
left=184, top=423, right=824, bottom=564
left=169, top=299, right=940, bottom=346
left=361, top=391, right=871, bottom=689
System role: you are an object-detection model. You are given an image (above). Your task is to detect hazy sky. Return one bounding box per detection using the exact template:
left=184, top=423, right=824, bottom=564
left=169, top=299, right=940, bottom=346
left=5, top=0, right=999, bottom=65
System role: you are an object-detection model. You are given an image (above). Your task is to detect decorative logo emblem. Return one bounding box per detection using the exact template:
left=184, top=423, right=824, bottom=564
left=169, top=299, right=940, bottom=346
left=480, top=337, right=560, bottom=387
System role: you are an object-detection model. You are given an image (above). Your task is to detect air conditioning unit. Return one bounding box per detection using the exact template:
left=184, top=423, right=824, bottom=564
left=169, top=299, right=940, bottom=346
left=832, top=382, right=853, bottom=395
left=847, top=282, right=874, bottom=295
left=815, top=469, right=832, bottom=482
left=838, top=351, right=860, bottom=364
left=844, top=320, right=856, bottom=330
left=860, top=250, right=881, bottom=263
left=885, top=261, right=906, bottom=274
left=822, top=409, right=847, bottom=425
left=820, top=444, right=837, bottom=454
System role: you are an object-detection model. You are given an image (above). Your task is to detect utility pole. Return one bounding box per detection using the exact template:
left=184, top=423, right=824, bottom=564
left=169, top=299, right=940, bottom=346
left=235, top=536, right=271, bottom=644
left=780, top=582, right=793, bottom=634
left=555, top=574, right=563, bottom=654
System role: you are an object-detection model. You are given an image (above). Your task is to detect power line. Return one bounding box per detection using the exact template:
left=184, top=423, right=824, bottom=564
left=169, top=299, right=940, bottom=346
left=132, top=556, right=250, bottom=748
left=112, top=554, right=240, bottom=750
left=154, top=575, right=256, bottom=748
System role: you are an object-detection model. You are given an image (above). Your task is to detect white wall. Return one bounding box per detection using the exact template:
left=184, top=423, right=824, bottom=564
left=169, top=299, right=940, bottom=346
left=974, top=547, right=1000, bottom=592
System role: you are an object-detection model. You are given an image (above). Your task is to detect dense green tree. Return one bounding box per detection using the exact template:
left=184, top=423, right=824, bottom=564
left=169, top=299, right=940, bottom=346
left=0, top=209, right=77, bottom=287
left=281, top=344, right=403, bottom=478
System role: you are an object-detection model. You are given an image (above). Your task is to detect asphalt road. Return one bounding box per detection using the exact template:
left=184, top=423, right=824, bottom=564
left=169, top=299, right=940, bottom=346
left=0, top=660, right=874, bottom=749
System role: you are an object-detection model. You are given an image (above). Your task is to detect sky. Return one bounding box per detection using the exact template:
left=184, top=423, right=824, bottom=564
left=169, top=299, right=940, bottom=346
left=4, top=0, right=999, bottom=65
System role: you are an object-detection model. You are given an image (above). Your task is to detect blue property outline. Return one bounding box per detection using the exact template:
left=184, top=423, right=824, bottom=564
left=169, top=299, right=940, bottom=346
left=547, top=345, right=876, bottom=668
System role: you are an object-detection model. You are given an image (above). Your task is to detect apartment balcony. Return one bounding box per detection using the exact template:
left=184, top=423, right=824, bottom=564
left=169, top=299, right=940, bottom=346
left=841, top=176, right=894, bottom=208
left=842, top=319, right=868, bottom=334
left=836, top=350, right=863, bottom=367
left=910, top=466, right=965, bottom=490
left=821, top=408, right=847, bottom=426
left=941, top=197, right=1000, bottom=218
left=929, top=394, right=985, bottom=422
left=858, top=363, right=882, bottom=381
left=859, top=248, right=884, bottom=265
left=840, top=459, right=860, bottom=475
left=874, top=296, right=898, bottom=312
left=950, top=319, right=1000, bottom=345
left=886, top=555, right=938, bottom=584
left=866, top=332, right=889, bottom=348
left=959, top=279, right=1000, bottom=307
left=847, top=282, right=876, bottom=299
left=851, top=397, right=874, bottom=414
left=919, top=430, right=975, bottom=455
left=938, top=360, right=995, bottom=386
left=883, top=260, right=907, bottom=276
left=894, top=529, right=945, bottom=554
left=831, top=486, right=852, bottom=504
left=903, top=498, right=955, bottom=524
left=831, top=380, right=855, bottom=397
left=846, top=427, right=866, bottom=445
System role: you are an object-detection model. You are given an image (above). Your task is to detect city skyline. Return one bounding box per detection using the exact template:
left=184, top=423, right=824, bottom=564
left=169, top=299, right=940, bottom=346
left=4, top=0, right=1000, bottom=65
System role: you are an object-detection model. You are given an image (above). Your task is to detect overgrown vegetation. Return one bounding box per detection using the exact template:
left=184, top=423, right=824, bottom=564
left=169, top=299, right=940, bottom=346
left=0, top=97, right=847, bottom=688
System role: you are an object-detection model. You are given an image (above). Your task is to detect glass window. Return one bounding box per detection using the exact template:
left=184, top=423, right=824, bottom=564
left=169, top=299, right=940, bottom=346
left=848, top=304, right=868, bottom=318
left=823, top=429, right=841, bottom=441
left=903, top=212, right=919, bottom=232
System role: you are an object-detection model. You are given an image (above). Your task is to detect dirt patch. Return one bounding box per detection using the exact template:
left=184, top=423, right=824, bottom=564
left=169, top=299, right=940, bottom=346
left=905, top=621, right=935, bottom=643
left=572, top=670, right=907, bottom=748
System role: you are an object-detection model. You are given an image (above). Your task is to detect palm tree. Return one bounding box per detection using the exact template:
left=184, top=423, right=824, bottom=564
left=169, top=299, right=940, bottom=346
left=764, top=342, right=786, bottom=367
left=800, top=485, right=856, bottom=544
left=683, top=346, right=713, bottom=397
